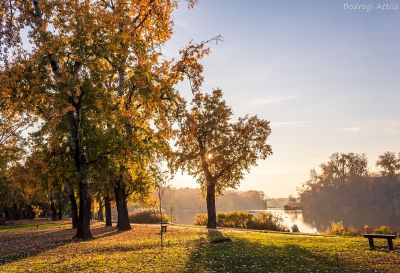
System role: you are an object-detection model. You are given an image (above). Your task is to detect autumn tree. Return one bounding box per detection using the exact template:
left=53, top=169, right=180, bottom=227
left=89, top=2, right=215, bottom=231
left=1, top=0, right=210, bottom=238
left=174, top=90, right=272, bottom=228
left=0, top=112, right=28, bottom=222
left=318, top=153, right=368, bottom=185
left=376, top=151, right=400, bottom=178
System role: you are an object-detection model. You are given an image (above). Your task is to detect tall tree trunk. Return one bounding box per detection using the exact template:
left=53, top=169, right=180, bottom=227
left=13, top=203, right=20, bottom=220
left=104, top=196, right=112, bottom=227
left=114, top=179, right=131, bottom=231
left=65, top=182, right=78, bottom=228
left=26, top=205, right=34, bottom=219
left=69, top=191, right=78, bottom=228
left=4, top=207, right=10, bottom=220
left=206, top=181, right=217, bottom=228
left=50, top=195, right=57, bottom=221
left=0, top=206, right=5, bottom=225
left=67, top=108, right=92, bottom=240
left=97, top=195, right=104, bottom=221
left=58, top=199, right=63, bottom=220
left=75, top=182, right=92, bottom=239
left=200, top=152, right=218, bottom=229
left=115, top=65, right=133, bottom=231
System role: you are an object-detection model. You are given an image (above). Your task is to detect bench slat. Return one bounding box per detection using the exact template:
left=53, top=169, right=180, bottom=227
left=363, top=234, right=396, bottom=239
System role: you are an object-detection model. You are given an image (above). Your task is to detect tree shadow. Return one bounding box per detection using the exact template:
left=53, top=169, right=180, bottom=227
left=0, top=224, right=117, bottom=265
left=184, top=229, right=375, bottom=273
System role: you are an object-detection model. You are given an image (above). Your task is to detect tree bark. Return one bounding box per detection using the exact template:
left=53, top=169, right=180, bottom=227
left=4, top=207, right=10, bottom=220
left=206, top=181, right=217, bottom=228
left=0, top=206, right=5, bottom=225
left=75, top=182, right=92, bottom=239
left=114, top=179, right=131, bottom=231
left=50, top=198, right=57, bottom=221
left=69, top=191, right=78, bottom=228
left=58, top=199, right=63, bottom=220
left=104, top=196, right=112, bottom=226
left=12, top=203, right=20, bottom=220
left=97, top=195, right=104, bottom=221
left=200, top=151, right=217, bottom=229
left=67, top=107, right=93, bottom=240
left=26, top=205, right=34, bottom=219
left=65, top=182, right=78, bottom=228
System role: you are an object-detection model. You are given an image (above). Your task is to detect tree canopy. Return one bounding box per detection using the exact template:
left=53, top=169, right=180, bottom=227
left=174, top=89, right=272, bottom=227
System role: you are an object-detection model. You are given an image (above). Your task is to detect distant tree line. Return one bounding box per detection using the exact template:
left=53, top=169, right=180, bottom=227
left=298, top=152, right=400, bottom=231
left=161, top=188, right=268, bottom=212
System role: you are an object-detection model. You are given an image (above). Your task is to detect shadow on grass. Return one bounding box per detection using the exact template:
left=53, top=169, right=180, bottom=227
left=0, top=224, right=117, bottom=265
left=183, top=229, right=369, bottom=273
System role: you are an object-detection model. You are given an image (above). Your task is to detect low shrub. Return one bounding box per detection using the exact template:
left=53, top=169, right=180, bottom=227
left=325, top=221, right=360, bottom=236
left=373, top=225, right=394, bottom=235
left=193, top=211, right=288, bottom=232
left=193, top=213, right=208, bottom=226
left=247, top=212, right=288, bottom=232
left=219, top=211, right=253, bottom=228
left=129, top=210, right=170, bottom=224
left=326, top=222, right=397, bottom=236
left=361, top=224, right=374, bottom=234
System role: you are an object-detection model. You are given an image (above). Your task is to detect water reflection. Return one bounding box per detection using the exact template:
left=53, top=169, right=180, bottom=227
left=172, top=207, right=400, bottom=233
left=250, top=209, right=318, bottom=234
left=301, top=205, right=400, bottom=232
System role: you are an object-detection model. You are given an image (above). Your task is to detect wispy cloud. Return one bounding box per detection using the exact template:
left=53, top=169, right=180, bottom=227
left=250, top=95, right=299, bottom=105
left=270, top=121, right=317, bottom=127
left=334, top=127, right=360, bottom=133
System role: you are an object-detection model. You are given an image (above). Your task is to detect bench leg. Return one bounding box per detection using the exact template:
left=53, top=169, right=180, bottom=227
left=368, top=238, right=375, bottom=250
left=388, top=239, right=394, bottom=251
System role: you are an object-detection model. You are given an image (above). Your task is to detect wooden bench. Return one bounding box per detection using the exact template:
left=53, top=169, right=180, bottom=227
left=161, top=222, right=171, bottom=233
left=363, top=234, right=397, bottom=250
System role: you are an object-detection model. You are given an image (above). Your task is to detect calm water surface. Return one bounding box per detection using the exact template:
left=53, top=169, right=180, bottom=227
left=250, top=209, right=318, bottom=234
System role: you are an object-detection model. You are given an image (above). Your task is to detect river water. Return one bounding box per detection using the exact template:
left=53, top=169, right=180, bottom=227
left=249, top=209, right=318, bottom=234
left=172, top=208, right=319, bottom=233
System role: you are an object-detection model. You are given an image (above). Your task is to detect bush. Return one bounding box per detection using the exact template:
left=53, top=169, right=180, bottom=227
left=129, top=210, right=170, bottom=224
left=373, top=225, right=394, bottom=235
left=193, top=213, right=208, bottom=226
left=326, top=222, right=398, bottom=236
left=361, top=224, right=373, bottom=234
left=325, top=221, right=360, bottom=236
left=247, top=212, right=288, bottom=232
left=193, top=211, right=288, bottom=232
left=220, top=211, right=253, bottom=228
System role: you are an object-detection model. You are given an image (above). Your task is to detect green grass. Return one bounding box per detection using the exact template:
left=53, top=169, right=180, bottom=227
left=0, top=220, right=71, bottom=233
left=0, top=221, right=399, bottom=272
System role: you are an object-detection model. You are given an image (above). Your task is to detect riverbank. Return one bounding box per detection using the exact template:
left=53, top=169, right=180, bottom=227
left=1, top=220, right=399, bottom=272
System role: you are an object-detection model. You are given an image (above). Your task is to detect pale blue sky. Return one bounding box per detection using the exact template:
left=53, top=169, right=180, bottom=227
left=165, top=0, right=400, bottom=197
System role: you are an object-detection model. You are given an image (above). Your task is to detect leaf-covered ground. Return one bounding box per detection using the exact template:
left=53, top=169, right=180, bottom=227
left=0, top=220, right=399, bottom=272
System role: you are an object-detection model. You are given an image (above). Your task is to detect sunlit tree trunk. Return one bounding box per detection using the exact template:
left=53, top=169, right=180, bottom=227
left=206, top=181, right=217, bottom=228
left=201, top=152, right=217, bottom=229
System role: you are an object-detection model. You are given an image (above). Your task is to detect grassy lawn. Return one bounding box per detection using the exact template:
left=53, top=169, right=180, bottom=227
left=0, top=219, right=71, bottom=233
left=0, top=221, right=399, bottom=272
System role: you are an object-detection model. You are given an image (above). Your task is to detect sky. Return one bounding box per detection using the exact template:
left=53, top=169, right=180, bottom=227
left=163, top=0, right=400, bottom=197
